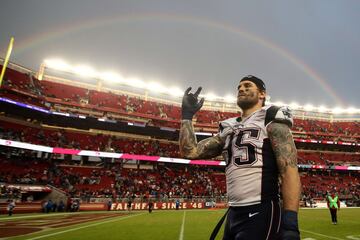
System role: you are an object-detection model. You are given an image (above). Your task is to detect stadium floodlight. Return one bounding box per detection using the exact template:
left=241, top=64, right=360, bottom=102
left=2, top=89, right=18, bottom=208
left=73, top=65, right=97, bottom=78
left=345, top=107, right=358, bottom=114
left=168, top=87, right=184, bottom=97
left=289, top=102, right=300, bottom=110
left=205, top=92, right=218, bottom=101
left=126, top=77, right=145, bottom=88
left=332, top=107, right=344, bottom=114
left=146, top=81, right=167, bottom=93
left=42, top=58, right=360, bottom=114
left=224, top=94, right=236, bottom=103
left=304, top=104, right=314, bottom=111
left=317, top=105, right=328, bottom=113
left=44, top=59, right=70, bottom=72
left=100, top=72, right=123, bottom=83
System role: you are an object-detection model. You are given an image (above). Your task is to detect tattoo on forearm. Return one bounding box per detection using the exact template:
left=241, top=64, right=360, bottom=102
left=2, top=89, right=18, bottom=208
left=179, top=120, right=223, bottom=159
left=267, top=122, right=298, bottom=174
left=179, top=120, right=197, bottom=157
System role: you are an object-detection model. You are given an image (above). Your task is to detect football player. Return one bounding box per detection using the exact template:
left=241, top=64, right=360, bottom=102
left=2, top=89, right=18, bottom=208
left=179, top=75, right=301, bottom=240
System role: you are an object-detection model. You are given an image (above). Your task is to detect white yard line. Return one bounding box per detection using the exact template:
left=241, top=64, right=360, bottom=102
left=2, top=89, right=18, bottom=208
left=179, top=211, right=186, bottom=240
left=25, top=213, right=145, bottom=240
left=300, top=229, right=345, bottom=240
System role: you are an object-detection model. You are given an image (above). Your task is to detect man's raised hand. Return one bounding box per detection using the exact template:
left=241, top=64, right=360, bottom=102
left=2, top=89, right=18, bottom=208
left=181, top=87, right=205, bottom=120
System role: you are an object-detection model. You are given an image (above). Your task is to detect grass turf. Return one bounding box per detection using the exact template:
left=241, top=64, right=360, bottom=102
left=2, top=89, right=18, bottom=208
left=3, top=208, right=360, bottom=240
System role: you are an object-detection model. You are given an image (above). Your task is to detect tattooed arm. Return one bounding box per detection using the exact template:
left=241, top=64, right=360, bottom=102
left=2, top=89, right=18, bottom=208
left=267, top=122, right=301, bottom=212
left=179, top=120, right=224, bottom=159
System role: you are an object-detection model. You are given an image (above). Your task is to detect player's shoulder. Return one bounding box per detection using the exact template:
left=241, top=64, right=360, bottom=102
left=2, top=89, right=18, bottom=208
left=219, top=116, right=241, bottom=131
left=220, top=116, right=240, bottom=125
left=264, top=105, right=293, bottom=128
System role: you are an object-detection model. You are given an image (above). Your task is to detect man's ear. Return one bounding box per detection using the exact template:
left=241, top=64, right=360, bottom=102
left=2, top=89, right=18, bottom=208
left=259, top=90, right=266, bottom=101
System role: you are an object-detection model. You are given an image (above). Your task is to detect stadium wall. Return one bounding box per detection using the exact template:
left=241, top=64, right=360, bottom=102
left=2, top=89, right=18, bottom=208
left=0, top=201, right=218, bottom=214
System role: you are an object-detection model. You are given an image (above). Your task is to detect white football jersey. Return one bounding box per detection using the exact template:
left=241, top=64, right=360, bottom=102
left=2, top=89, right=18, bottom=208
left=219, top=105, right=293, bottom=206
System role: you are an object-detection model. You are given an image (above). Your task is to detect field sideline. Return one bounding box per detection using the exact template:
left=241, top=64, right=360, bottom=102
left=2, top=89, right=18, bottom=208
left=1, top=208, right=359, bottom=240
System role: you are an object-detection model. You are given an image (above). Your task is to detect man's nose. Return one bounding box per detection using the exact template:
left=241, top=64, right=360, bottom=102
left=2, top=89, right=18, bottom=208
left=238, top=86, right=245, bottom=92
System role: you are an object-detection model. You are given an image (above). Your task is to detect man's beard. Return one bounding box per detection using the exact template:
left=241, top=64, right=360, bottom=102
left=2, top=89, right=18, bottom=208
left=237, top=98, right=258, bottom=110
left=237, top=93, right=258, bottom=110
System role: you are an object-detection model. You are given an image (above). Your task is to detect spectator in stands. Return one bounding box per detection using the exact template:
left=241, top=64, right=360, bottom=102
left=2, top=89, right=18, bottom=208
left=107, top=199, right=112, bottom=211
left=46, top=200, right=53, bottom=213
left=175, top=199, right=180, bottom=210
left=71, top=199, right=80, bottom=212
left=58, top=200, right=65, bottom=212
left=26, top=195, right=34, bottom=202
left=7, top=199, right=16, bottom=216
left=148, top=200, right=154, bottom=213
left=42, top=200, right=47, bottom=213
left=52, top=201, right=58, bottom=212
left=327, top=190, right=340, bottom=224
left=127, top=198, right=132, bottom=212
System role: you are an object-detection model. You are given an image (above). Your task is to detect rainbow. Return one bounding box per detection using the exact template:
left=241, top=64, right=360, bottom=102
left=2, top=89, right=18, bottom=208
left=12, top=12, right=346, bottom=106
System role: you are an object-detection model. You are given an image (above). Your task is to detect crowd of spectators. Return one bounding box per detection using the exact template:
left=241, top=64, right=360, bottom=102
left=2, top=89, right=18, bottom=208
left=300, top=170, right=359, bottom=203
left=297, top=152, right=360, bottom=166
left=0, top=184, right=21, bottom=200
left=0, top=120, right=180, bottom=157
left=2, top=120, right=359, bottom=167
left=1, top=152, right=359, bottom=205
left=109, top=165, right=225, bottom=201
left=293, top=119, right=359, bottom=143
left=0, top=154, right=226, bottom=201
left=1, top=70, right=359, bottom=145
left=0, top=65, right=359, bottom=206
left=1, top=66, right=359, bottom=145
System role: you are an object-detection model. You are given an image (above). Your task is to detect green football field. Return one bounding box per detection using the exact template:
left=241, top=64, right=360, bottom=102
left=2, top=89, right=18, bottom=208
left=1, top=208, right=359, bottom=240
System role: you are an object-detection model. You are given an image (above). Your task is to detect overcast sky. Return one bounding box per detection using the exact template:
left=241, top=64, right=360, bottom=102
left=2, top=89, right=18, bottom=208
left=1, top=0, right=359, bottom=108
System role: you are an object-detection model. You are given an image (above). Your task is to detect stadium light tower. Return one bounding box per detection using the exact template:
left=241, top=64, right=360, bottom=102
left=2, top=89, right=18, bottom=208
left=126, top=77, right=145, bottom=88
left=37, top=62, right=46, bottom=81
left=168, top=87, right=184, bottom=97
left=318, top=105, right=328, bottom=113
left=147, top=82, right=167, bottom=93
left=205, top=92, right=218, bottom=101
left=304, top=104, right=314, bottom=111
left=44, top=59, right=70, bottom=72
left=100, top=72, right=124, bottom=84
left=73, top=65, right=97, bottom=77
left=224, top=94, right=236, bottom=103
left=289, top=102, right=300, bottom=110
left=40, top=58, right=72, bottom=81
left=332, top=107, right=343, bottom=114
left=39, top=58, right=360, bottom=115
left=346, top=107, right=358, bottom=114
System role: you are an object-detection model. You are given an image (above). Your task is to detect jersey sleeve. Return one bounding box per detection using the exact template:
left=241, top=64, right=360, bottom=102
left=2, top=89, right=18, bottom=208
left=265, top=105, right=293, bottom=128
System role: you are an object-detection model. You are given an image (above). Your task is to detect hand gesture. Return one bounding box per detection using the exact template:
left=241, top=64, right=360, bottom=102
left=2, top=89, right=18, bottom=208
left=181, top=87, right=204, bottom=120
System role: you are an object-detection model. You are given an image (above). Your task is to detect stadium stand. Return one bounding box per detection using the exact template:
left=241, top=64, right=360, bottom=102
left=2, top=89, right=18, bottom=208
left=0, top=62, right=359, bottom=209
left=2, top=72, right=359, bottom=142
